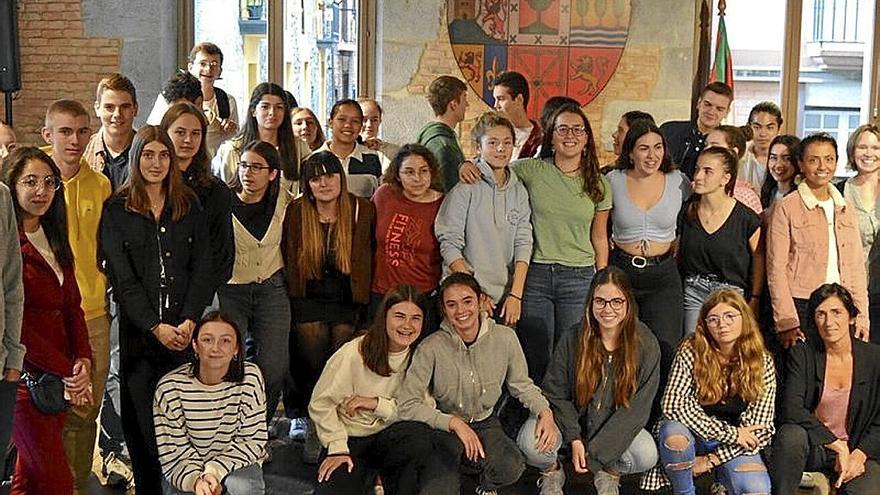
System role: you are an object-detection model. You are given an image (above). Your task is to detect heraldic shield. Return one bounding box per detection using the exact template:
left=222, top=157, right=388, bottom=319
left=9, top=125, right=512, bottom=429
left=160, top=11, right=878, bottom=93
left=448, top=0, right=631, bottom=118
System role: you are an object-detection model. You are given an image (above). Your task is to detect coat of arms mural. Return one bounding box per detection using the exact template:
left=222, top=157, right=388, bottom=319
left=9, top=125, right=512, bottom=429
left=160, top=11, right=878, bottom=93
left=448, top=0, right=631, bottom=119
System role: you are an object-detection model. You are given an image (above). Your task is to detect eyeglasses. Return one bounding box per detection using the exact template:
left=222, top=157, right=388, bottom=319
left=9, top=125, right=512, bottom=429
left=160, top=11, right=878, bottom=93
left=554, top=125, right=587, bottom=137
left=705, top=311, right=742, bottom=328
left=238, top=162, right=272, bottom=172
left=592, top=297, right=626, bottom=310
left=197, top=61, right=220, bottom=70
left=17, top=175, right=61, bottom=191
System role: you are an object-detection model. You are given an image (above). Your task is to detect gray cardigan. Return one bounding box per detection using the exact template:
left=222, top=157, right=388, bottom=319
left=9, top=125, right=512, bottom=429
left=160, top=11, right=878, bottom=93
left=542, top=321, right=659, bottom=470
left=0, top=183, right=24, bottom=371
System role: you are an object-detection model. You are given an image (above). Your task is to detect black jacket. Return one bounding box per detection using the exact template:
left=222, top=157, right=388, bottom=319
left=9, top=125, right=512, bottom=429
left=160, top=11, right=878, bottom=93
left=659, top=120, right=706, bottom=180
left=541, top=321, right=660, bottom=470
left=100, top=195, right=212, bottom=358
left=183, top=170, right=234, bottom=290
left=781, top=339, right=880, bottom=460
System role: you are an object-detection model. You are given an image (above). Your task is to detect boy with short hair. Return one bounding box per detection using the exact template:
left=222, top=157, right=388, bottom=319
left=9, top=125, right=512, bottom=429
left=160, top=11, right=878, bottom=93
left=741, top=101, right=783, bottom=191
left=491, top=71, right=542, bottom=159
left=0, top=121, right=16, bottom=159
left=42, top=99, right=113, bottom=492
left=417, top=75, right=469, bottom=192
left=84, top=73, right=139, bottom=191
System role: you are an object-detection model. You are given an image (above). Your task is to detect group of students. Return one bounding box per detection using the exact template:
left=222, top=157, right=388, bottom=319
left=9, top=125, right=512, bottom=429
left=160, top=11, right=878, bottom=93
left=0, top=38, right=879, bottom=495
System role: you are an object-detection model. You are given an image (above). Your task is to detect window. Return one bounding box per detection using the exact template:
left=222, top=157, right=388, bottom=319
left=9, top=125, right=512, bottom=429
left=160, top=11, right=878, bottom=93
left=185, top=0, right=366, bottom=126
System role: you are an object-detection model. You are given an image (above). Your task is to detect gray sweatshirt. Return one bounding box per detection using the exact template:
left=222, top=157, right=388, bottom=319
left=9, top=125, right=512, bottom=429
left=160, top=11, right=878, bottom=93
left=0, top=183, right=24, bottom=371
left=397, top=315, right=549, bottom=430
left=434, top=158, right=532, bottom=303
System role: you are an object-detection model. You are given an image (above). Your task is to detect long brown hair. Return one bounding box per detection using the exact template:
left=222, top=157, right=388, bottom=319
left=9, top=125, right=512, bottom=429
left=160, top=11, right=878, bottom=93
left=574, top=267, right=640, bottom=409
left=539, top=103, right=606, bottom=203
left=360, top=285, right=427, bottom=376
left=117, top=126, right=194, bottom=221
left=159, top=102, right=212, bottom=189
left=298, top=151, right=354, bottom=280
left=689, top=289, right=767, bottom=405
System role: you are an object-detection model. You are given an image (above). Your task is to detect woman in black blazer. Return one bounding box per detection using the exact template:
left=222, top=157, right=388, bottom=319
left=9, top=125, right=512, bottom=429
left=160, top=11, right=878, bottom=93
left=100, top=126, right=212, bottom=494
left=772, top=283, right=880, bottom=494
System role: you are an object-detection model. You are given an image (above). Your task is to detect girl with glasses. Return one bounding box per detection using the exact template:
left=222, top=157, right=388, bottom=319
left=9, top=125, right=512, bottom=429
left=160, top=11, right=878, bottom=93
left=215, top=141, right=293, bottom=421
left=371, top=144, right=443, bottom=326
left=3, top=147, right=92, bottom=495
left=642, top=289, right=775, bottom=495
left=435, top=112, right=531, bottom=328
left=99, top=126, right=213, bottom=494
left=517, top=267, right=660, bottom=495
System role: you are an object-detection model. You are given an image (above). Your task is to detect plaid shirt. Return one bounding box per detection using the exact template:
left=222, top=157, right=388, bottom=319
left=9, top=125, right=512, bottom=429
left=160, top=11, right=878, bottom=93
left=640, top=342, right=777, bottom=491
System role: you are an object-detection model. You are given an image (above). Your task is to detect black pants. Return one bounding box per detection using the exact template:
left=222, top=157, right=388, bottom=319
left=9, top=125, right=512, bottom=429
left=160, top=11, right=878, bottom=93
left=611, top=253, right=683, bottom=376
left=314, top=421, right=433, bottom=495
left=869, top=292, right=880, bottom=345
left=422, top=416, right=525, bottom=494
left=120, top=334, right=188, bottom=495
left=771, top=423, right=880, bottom=494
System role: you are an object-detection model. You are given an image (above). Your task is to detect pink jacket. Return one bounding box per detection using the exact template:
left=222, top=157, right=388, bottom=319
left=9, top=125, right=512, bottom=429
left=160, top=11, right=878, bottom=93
left=767, top=182, right=869, bottom=335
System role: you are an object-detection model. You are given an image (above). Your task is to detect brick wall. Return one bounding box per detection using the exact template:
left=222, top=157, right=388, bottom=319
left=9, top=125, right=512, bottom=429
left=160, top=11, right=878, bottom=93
left=0, top=0, right=121, bottom=146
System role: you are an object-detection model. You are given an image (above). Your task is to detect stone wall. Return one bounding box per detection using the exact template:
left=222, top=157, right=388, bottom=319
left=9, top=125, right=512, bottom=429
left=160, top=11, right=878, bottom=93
left=0, top=0, right=176, bottom=146
left=375, top=0, right=698, bottom=163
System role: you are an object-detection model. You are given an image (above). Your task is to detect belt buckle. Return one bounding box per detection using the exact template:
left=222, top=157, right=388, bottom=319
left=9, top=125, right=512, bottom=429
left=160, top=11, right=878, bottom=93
left=631, top=255, right=648, bottom=269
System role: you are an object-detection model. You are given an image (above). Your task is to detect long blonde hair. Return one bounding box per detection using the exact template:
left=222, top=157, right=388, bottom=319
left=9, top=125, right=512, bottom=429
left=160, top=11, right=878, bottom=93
left=574, top=267, right=640, bottom=409
left=690, top=289, right=767, bottom=405
left=297, top=151, right=354, bottom=280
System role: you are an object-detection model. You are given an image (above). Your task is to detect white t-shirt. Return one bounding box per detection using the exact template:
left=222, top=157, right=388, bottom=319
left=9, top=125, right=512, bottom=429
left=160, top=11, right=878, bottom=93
left=818, top=197, right=841, bottom=284
left=26, top=226, right=63, bottom=285
left=513, top=124, right=534, bottom=159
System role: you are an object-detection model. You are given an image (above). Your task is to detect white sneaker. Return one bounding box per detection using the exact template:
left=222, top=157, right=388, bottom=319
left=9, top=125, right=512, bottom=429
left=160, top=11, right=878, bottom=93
left=475, top=487, right=498, bottom=495
left=799, top=472, right=817, bottom=488
left=537, top=467, right=566, bottom=495
left=593, top=469, right=620, bottom=495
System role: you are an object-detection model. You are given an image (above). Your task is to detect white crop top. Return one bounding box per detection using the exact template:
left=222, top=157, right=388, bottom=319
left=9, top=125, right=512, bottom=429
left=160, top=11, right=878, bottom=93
left=606, top=169, right=691, bottom=244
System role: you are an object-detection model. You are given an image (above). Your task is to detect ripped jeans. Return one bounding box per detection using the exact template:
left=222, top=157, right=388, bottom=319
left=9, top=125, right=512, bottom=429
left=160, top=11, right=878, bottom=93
left=658, top=420, right=770, bottom=495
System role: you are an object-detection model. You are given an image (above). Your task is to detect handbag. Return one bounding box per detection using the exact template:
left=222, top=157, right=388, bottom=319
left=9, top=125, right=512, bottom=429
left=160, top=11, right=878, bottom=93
left=21, top=370, right=69, bottom=415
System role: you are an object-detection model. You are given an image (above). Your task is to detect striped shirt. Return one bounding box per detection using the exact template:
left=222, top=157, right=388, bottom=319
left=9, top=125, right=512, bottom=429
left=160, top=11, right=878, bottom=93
left=640, top=342, right=776, bottom=491
left=153, top=362, right=267, bottom=492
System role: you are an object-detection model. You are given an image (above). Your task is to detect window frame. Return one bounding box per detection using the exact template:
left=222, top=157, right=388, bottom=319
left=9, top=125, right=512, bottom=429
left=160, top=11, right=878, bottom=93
left=177, top=0, right=376, bottom=97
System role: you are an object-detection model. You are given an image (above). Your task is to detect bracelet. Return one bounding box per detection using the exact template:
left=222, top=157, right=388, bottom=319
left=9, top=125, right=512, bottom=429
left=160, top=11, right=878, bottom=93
left=507, top=293, right=522, bottom=301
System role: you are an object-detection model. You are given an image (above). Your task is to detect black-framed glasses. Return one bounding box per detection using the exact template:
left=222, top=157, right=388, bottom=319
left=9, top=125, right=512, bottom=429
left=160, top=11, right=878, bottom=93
left=238, top=162, right=272, bottom=172
left=17, top=175, right=61, bottom=191
left=554, top=125, right=587, bottom=137
left=592, top=297, right=626, bottom=310
left=705, top=311, right=742, bottom=328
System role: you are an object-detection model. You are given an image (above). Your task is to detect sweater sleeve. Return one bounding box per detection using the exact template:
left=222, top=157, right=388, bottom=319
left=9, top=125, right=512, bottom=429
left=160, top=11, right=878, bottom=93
left=434, top=184, right=472, bottom=270
left=308, top=343, right=356, bottom=454
left=767, top=200, right=799, bottom=332
left=661, top=345, right=738, bottom=445
left=587, top=330, right=660, bottom=469
left=423, top=136, right=463, bottom=193
left=712, top=353, right=777, bottom=464
left=99, top=205, right=161, bottom=334
left=503, top=328, right=550, bottom=416
left=154, top=377, right=205, bottom=493
left=541, top=330, right=581, bottom=445
left=512, top=184, right=533, bottom=264
left=204, top=367, right=268, bottom=481
left=396, top=340, right=453, bottom=431
left=1, top=186, right=24, bottom=370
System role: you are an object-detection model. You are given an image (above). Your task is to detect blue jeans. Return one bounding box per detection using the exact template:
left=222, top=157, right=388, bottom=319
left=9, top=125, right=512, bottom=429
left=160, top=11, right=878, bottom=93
left=683, top=275, right=744, bottom=335
left=161, top=463, right=265, bottom=495
left=658, top=420, right=770, bottom=495
left=520, top=263, right=594, bottom=379
left=517, top=415, right=657, bottom=474
left=218, top=270, right=291, bottom=421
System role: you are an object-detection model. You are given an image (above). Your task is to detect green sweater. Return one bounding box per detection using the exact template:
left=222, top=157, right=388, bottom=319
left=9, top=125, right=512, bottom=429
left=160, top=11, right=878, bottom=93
left=416, top=121, right=465, bottom=192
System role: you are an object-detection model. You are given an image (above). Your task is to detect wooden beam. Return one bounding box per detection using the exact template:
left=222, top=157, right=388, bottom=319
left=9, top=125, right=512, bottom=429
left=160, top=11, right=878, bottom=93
left=780, top=0, right=803, bottom=133
left=268, top=0, right=284, bottom=85
left=177, top=1, right=195, bottom=69
left=870, top=1, right=880, bottom=126
left=692, top=0, right=711, bottom=121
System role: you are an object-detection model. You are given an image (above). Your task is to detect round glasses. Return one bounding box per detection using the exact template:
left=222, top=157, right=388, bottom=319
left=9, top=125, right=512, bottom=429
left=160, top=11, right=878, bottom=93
left=17, top=175, right=61, bottom=191
left=705, top=311, right=742, bottom=329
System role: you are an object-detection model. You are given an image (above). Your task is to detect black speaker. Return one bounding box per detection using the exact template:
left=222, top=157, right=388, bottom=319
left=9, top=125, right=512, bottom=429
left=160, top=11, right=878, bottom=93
left=0, top=0, right=21, bottom=93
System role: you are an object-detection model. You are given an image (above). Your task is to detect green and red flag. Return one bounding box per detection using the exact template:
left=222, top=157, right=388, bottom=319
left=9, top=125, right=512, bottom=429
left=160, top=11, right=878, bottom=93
left=709, top=14, right=734, bottom=91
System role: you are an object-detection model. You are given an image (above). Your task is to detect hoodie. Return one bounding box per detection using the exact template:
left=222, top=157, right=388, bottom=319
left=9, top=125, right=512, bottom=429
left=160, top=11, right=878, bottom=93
left=416, top=121, right=465, bottom=192
left=42, top=147, right=111, bottom=320
left=397, top=315, right=549, bottom=430
left=434, top=158, right=532, bottom=302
